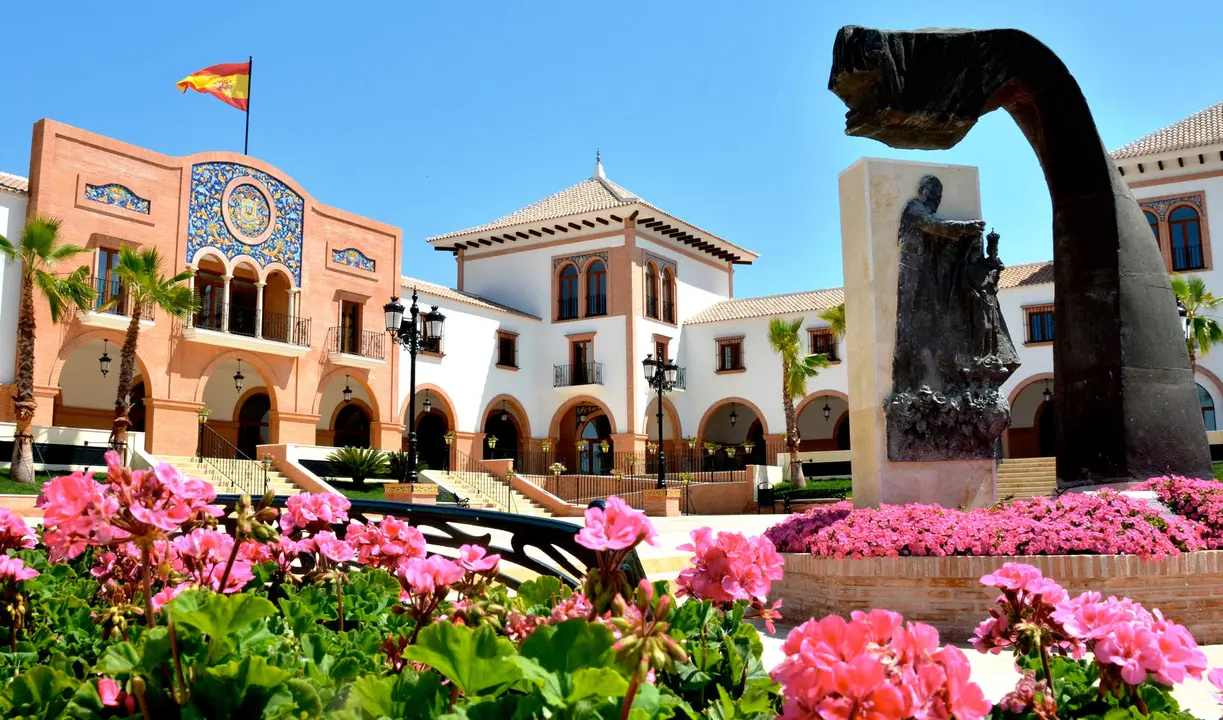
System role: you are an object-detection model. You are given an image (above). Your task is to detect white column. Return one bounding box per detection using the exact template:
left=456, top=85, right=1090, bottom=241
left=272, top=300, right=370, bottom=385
left=289, top=289, right=299, bottom=344
left=254, top=281, right=266, bottom=339
left=186, top=265, right=196, bottom=328
left=221, top=274, right=232, bottom=333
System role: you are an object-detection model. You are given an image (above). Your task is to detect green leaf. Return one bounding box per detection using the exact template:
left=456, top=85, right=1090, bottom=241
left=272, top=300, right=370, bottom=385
left=569, top=668, right=629, bottom=703
left=189, top=655, right=294, bottom=717
left=94, top=642, right=142, bottom=674
left=169, top=589, right=277, bottom=656
left=516, top=576, right=563, bottom=610
left=345, top=674, right=394, bottom=718
left=1, top=665, right=79, bottom=718
left=406, top=622, right=522, bottom=697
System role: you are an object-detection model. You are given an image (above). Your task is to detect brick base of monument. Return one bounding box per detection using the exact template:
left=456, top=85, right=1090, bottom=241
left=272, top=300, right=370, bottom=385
left=773, top=551, right=1223, bottom=644
left=383, top=483, right=438, bottom=505
left=642, top=488, right=682, bottom=517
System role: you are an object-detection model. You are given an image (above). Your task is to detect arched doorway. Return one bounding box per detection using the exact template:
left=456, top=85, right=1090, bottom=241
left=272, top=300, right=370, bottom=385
left=578, top=415, right=613, bottom=475
left=129, top=380, right=147, bottom=433
left=836, top=417, right=850, bottom=450
left=1037, top=403, right=1056, bottom=458
left=1199, top=383, right=1217, bottom=431
left=416, top=412, right=449, bottom=471
left=796, top=394, right=850, bottom=452
left=483, top=406, right=520, bottom=461
left=237, top=392, right=271, bottom=458
left=333, top=404, right=371, bottom=448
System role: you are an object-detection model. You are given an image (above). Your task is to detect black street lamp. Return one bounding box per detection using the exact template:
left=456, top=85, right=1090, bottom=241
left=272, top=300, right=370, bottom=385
left=342, top=376, right=353, bottom=404
left=233, top=360, right=245, bottom=393
left=642, top=354, right=679, bottom=489
left=98, top=339, right=112, bottom=377
left=822, top=400, right=831, bottom=421
left=385, top=289, right=445, bottom=484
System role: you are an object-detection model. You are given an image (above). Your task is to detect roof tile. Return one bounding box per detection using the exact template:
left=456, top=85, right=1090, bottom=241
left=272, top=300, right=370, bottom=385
left=0, top=171, right=28, bottom=195
left=400, top=276, right=539, bottom=320
left=1111, top=100, right=1223, bottom=160
left=428, top=177, right=635, bottom=242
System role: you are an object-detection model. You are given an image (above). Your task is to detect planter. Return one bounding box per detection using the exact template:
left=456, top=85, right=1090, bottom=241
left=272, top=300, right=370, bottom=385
left=772, top=550, right=1223, bottom=644
left=383, top=483, right=438, bottom=505
left=643, top=487, right=683, bottom=517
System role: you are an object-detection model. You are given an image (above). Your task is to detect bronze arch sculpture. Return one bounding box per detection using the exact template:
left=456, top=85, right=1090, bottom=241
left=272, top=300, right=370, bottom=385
left=827, top=26, right=1212, bottom=487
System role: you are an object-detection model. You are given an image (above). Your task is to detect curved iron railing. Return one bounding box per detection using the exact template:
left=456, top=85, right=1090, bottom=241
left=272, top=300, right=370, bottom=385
left=199, top=424, right=268, bottom=497
left=211, top=495, right=646, bottom=590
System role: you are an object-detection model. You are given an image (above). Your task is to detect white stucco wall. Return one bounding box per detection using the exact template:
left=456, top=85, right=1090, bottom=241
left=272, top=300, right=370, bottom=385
left=0, top=189, right=26, bottom=385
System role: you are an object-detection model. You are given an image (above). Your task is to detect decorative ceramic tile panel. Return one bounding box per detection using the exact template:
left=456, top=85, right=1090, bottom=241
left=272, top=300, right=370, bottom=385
left=1141, top=193, right=1205, bottom=221
left=187, top=162, right=304, bottom=285
left=331, top=247, right=375, bottom=272
left=643, top=251, right=676, bottom=274
left=552, top=251, right=608, bottom=272
left=84, top=183, right=150, bottom=214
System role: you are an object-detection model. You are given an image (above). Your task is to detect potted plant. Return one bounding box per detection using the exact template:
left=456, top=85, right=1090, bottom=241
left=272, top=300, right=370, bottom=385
left=726, top=446, right=737, bottom=458
left=612, top=468, right=623, bottom=480
left=325, top=446, right=388, bottom=489
left=685, top=436, right=698, bottom=449
left=705, top=442, right=719, bottom=456
left=646, top=441, right=657, bottom=454
left=549, top=461, right=566, bottom=476
left=679, top=472, right=694, bottom=485
left=196, top=407, right=212, bottom=422
left=599, top=439, right=610, bottom=453
left=742, top=441, right=755, bottom=454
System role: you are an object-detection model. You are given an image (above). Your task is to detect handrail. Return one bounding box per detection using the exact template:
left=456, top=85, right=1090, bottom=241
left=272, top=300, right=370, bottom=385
left=199, top=423, right=268, bottom=496
left=192, top=301, right=311, bottom=347
left=89, top=275, right=157, bottom=320
left=553, top=362, right=603, bottom=387
left=330, top=325, right=386, bottom=360
left=447, top=448, right=515, bottom=513
left=210, top=494, right=647, bottom=590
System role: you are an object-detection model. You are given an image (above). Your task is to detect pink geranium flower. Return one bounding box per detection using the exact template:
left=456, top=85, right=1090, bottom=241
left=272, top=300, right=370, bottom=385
left=1208, top=667, right=1223, bottom=704
left=458, top=544, right=500, bottom=574
left=0, top=555, right=39, bottom=583
left=279, top=492, right=350, bottom=537
left=399, top=555, right=464, bottom=597
left=575, top=496, right=658, bottom=552
left=0, top=507, right=35, bottom=552
left=345, top=516, right=426, bottom=571
left=309, top=531, right=356, bottom=564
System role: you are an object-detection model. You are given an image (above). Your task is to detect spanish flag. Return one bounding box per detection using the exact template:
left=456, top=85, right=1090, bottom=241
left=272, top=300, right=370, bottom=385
left=176, top=61, right=251, bottom=111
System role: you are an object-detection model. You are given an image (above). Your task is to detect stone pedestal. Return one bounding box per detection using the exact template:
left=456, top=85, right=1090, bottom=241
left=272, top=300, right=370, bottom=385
left=384, top=483, right=437, bottom=505
left=643, top=488, right=682, bottom=517
left=839, top=158, right=996, bottom=509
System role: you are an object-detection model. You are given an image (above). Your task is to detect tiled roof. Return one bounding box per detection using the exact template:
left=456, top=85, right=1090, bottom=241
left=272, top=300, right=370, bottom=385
left=685, top=287, right=846, bottom=325
left=428, top=176, right=637, bottom=242
left=998, top=261, right=1054, bottom=288
left=401, top=276, right=539, bottom=320
left=0, top=171, right=28, bottom=195
left=685, top=261, right=1053, bottom=325
left=1111, top=100, right=1223, bottom=160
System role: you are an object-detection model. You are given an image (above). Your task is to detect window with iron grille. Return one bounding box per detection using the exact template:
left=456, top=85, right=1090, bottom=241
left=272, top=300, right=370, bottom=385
left=808, top=329, right=839, bottom=362
left=1025, top=305, right=1054, bottom=344
left=497, top=332, right=518, bottom=368
left=716, top=338, right=744, bottom=372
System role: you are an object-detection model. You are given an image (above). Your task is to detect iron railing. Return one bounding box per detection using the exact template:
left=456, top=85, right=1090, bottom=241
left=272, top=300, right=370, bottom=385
left=211, top=494, right=646, bottom=590
left=89, top=276, right=157, bottom=321
left=557, top=297, right=579, bottom=320
left=516, top=446, right=754, bottom=482
left=192, top=302, right=311, bottom=347
left=198, top=423, right=268, bottom=496
left=1173, top=245, right=1206, bottom=271
left=646, top=296, right=659, bottom=319
left=444, top=448, right=515, bottom=513
left=586, top=294, right=607, bottom=317
left=553, top=362, right=603, bottom=387
left=662, top=300, right=675, bottom=324
left=331, top=326, right=386, bottom=360
left=671, top=366, right=687, bottom=390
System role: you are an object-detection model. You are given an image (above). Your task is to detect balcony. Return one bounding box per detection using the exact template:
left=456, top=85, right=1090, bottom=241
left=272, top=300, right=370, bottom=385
left=182, top=302, right=311, bottom=357
left=662, top=300, right=675, bottom=324
left=586, top=294, right=607, bottom=317
left=557, top=297, right=579, bottom=321
left=554, top=362, right=603, bottom=387
left=646, top=296, right=659, bottom=319
left=327, top=326, right=387, bottom=369
left=671, top=366, right=687, bottom=391
left=76, top=276, right=156, bottom=330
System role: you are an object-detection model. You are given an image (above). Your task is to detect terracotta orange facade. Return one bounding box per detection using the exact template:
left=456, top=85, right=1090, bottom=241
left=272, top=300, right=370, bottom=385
left=16, top=120, right=404, bottom=457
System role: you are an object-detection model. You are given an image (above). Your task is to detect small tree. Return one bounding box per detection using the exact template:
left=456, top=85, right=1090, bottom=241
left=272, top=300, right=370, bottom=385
left=818, top=302, right=846, bottom=343
left=768, top=317, right=829, bottom=490
left=0, top=217, right=94, bottom=483
left=326, top=446, right=388, bottom=488
left=1171, top=274, right=1223, bottom=373
left=108, top=246, right=196, bottom=455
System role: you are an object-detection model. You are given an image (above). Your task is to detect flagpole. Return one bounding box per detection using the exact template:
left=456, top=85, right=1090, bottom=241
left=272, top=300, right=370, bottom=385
left=244, top=55, right=253, bottom=155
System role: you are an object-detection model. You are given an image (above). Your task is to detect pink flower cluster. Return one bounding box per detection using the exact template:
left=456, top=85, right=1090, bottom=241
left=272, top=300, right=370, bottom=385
left=972, top=563, right=1208, bottom=703
left=279, top=492, right=351, bottom=537
left=172, top=528, right=253, bottom=595
left=345, top=515, right=427, bottom=572
left=677, top=528, right=784, bottom=606
left=771, top=609, right=991, bottom=720
left=40, top=451, right=221, bottom=560
left=575, top=496, right=659, bottom=552
left=0, top=507, right=35, bottom=552
left=765, top=492, right=1204, bottom=559
left=1137, top=475, right=1223, bottom=548
left=0, top=555, right=38, bottom=584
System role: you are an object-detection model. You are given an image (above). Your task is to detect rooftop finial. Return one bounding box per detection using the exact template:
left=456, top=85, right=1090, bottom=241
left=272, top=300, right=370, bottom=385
left=594, top=149, right=605, bottom=180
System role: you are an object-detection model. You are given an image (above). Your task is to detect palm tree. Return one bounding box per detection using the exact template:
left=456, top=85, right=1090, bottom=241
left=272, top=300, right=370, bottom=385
left=108, top=247, right=196, bottom=453
left=0, top=217, right=94, bottom=483
left=1171, top=274, right=1223, bottom=373
left=818, top=302, right=846, bottom=342
left=767, top=317, right=830, bottom=490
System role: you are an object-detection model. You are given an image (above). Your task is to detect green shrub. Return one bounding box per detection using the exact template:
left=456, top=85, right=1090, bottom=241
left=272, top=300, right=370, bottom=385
left=325, top=446, right=387, bottom=488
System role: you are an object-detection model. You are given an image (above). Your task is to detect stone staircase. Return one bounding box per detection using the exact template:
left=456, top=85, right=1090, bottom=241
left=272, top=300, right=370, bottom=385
left=996, top=457, right=1057, bottom=501
left=427, top=470, right=552, bottom=518
left=158, top=456, right=302, bottom=497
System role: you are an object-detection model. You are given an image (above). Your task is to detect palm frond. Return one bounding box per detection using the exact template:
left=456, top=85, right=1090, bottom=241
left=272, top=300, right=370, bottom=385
left=818, top=303, right=847, bottom=339
left=116, top=246, right=196, bottom=318
left=44, top=243, right=89, bottom=265
left=0, top=234, right=16, bottom=262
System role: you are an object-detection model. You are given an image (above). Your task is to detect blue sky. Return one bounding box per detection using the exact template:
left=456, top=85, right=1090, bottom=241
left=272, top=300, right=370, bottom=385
left=2, top=1, right=1219, bottom=300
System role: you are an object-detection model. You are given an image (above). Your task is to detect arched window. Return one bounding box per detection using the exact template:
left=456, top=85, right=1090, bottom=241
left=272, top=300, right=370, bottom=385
left=661, top=268, right=676, bottom=323
left=645, top=263, right=659, bottom=319
left=1170, top=206, right=1204, bottom=271
left=1144, top=211, right=1159, bottom=247
left=558, top=264, right=579, bottom=320
left=1199, top=383, right=1217, bottom=431
left=586, top=260, right=607, bottom=316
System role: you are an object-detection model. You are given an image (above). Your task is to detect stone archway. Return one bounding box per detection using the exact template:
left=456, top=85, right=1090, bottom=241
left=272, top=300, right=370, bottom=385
left=333, top=403, right=372, bottom=448
left=236, top=391, right=271, bottom=458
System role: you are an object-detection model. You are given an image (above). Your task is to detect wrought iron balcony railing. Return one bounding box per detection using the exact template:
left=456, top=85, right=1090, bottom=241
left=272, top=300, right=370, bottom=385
left=331, top=326, right=386, bottom=360
left=554, top=362, right=603, bottom=387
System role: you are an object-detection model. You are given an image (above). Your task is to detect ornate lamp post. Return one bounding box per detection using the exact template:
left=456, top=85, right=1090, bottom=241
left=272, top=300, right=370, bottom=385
left=384, top=289, right=446, bottom=484
left=642, top=354, right=679, bottom=489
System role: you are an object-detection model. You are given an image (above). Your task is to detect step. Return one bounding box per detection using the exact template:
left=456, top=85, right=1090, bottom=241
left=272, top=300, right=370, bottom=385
left=439, top=475, right=552, bottom=517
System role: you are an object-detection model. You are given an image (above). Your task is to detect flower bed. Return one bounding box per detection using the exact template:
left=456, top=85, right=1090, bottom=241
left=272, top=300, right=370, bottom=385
left=765, top=491, right=1207, bottom=559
